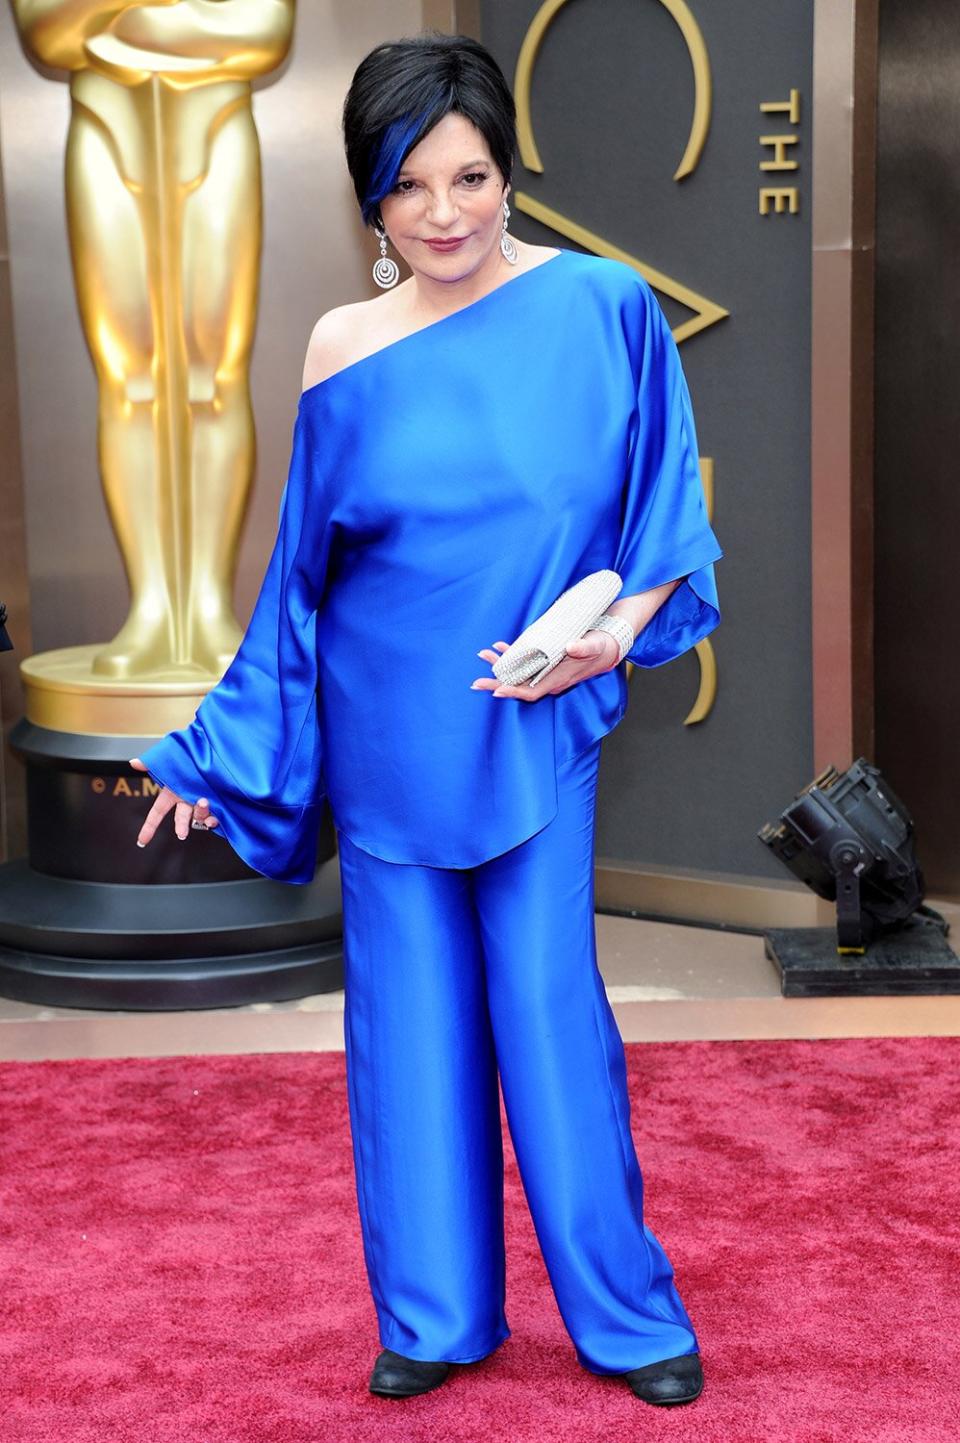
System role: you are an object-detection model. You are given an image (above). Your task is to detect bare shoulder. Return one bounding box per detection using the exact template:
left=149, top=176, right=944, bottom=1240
left=301, top=292, right=404, bottom=392
left=302, top=302, right=364, bottom=392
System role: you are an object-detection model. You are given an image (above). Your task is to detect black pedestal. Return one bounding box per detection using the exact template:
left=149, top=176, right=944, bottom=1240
left=0, top=719, right=344, bottom=1010
left=763, top=913, right=960, bottom=996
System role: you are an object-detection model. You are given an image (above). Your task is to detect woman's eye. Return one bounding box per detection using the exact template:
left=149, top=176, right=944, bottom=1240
left=391, top=172, right=488, bottom=195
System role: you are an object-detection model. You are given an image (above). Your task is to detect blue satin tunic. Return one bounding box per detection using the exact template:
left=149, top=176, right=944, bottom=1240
left=139, top=247, right=723, bottom=880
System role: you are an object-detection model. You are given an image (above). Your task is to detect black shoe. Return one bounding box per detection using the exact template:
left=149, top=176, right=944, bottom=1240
left=620, top=1351, right=703, bottom=1406
left=369, top=1347, right=451, bottom=1398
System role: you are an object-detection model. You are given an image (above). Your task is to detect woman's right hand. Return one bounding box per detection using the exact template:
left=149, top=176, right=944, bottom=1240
left=128, top=758, right=220, bottom=845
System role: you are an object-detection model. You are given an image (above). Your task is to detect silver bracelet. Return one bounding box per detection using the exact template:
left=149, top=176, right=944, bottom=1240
left=586, top=611, right=635, bottom=664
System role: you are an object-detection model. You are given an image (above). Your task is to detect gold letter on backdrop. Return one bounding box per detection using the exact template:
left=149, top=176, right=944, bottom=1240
left=12, top=1, right=295, bottom=706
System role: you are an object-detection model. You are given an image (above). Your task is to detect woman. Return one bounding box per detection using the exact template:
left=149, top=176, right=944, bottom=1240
left=132, top=32, right=723, bottom=1408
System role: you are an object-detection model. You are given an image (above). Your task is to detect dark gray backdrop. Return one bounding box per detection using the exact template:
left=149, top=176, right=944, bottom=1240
left=479, top=0, right=813, bottom=879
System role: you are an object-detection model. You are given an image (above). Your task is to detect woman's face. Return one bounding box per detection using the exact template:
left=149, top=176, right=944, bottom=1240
left=377, top=111, right=510, bottom=283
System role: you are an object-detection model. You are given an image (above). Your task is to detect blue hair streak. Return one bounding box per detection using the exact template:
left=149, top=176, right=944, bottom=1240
left=362, top=107, right=437, bottom=226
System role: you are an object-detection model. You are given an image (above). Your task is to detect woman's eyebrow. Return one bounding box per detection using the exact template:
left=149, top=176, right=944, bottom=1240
left=397, top=157, right=488, bottom=178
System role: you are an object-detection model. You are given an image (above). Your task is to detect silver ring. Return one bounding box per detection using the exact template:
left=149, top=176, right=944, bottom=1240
left=190, top=817, right=209, bottom=831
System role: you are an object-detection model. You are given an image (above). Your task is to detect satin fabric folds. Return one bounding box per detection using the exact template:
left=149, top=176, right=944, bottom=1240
left=337, top=737, right=700, bottom=1371
left=138, top=247, right=724, bottom=880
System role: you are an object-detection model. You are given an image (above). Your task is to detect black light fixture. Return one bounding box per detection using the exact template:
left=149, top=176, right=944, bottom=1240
left=757, top=757, right=960, bottom=996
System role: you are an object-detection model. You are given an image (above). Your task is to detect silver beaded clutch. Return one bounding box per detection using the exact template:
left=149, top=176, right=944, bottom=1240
left=491, top=569, right=624, bottom=688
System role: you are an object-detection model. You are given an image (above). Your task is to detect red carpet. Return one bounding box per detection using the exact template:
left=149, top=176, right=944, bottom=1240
left=1, top=1034, right=958, bottom=1442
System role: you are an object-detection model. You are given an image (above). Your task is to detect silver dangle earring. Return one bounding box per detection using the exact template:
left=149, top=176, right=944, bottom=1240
left=372, top=216, right=399, bottom=289
left=500, top=197, right=518, bottom=264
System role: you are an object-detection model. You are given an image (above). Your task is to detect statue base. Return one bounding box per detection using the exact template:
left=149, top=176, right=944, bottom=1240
left=0, top=858, right=342, bottom=1011
left=2, top=647, right=344, bottom=1009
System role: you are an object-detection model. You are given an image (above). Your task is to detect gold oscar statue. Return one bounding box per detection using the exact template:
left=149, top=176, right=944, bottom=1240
left=13, top=0, right=295, bottom=736
left=1, top=2, right=340, bottom=1010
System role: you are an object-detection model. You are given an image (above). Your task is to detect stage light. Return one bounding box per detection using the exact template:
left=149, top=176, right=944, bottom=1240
left=757, top=758, right=960, bottom=996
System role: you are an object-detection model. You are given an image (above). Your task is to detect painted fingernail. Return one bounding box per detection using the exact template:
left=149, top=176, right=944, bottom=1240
left=470, top=680, right=482, bottom=688
left=197, top=798, right=208, bottom=807
left=136, top=841, right=146, bottom=848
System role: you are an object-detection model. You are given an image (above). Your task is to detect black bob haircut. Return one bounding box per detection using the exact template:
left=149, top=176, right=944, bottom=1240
left=342, top=31, right=518, bottom=231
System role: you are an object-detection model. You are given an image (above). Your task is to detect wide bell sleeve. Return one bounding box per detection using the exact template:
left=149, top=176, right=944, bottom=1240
left=136, top=399, right=332, bottom=885
left=613, top=276, right=724, bottom=668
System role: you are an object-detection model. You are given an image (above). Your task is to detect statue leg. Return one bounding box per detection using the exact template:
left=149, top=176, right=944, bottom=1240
left=66, top=101, right=178, bottom=679
left=180, top=100, right=263, bottom=674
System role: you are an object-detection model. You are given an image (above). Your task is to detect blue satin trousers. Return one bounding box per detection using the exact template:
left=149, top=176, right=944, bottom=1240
left=336, top=737, right=700, bottom=1373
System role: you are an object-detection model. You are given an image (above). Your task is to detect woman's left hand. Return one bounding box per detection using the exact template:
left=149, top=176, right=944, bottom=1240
left=471, top=632, right=621, bottom=701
